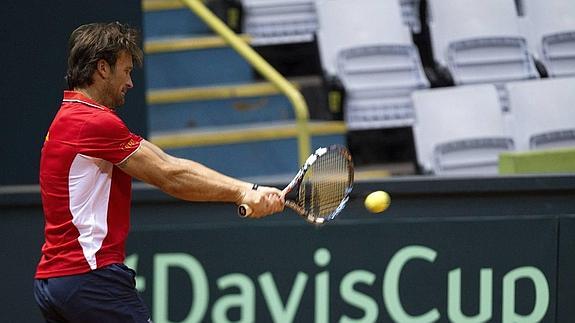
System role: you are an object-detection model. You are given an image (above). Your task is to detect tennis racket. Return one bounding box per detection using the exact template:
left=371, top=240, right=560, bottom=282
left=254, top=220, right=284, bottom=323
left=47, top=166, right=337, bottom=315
left=238, top=145, right=354, bottom=225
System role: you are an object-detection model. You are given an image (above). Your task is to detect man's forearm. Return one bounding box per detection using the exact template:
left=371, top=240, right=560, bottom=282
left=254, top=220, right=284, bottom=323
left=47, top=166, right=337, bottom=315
left=120, top=140, right=283, bottom=217
left=173, top=157, right=252, bottom=191
left=159, top=158, right=248, bottom=203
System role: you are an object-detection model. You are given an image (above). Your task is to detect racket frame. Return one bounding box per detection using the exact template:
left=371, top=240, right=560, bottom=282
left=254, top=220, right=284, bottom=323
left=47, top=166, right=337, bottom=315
left=239, top=145, right=354, bottom=225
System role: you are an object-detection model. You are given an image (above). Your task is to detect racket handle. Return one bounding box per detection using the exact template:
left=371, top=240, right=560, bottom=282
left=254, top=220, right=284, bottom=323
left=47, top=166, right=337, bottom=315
left=238, top=204, right=252, bottom=217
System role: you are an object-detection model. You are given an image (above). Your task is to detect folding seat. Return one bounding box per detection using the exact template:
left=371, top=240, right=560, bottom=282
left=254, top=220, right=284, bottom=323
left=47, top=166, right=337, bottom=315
left=506, top=78, right=575, bottom=151
left=316, top=0, right=429, bottom=130
left=412, top=85, right=514, bottom=175
left=520, top=0, right=575, bottom=77
left=241, top=0, right=318, bottom=45
left=428, top=0, right=538, bottom=85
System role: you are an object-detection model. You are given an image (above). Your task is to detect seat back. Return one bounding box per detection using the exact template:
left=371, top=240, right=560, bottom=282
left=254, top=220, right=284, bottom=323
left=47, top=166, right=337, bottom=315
left=316, top=0, right=428, bottom=130
left=428, top=0, right=524, bottom=66
left=241, top=0, right=318, bottom=45
left=315, top=0, right=412, bottom=77
left=336, top=44, right=428, bottom=129
left=428, top=0, right=537, bottom=84
left=446, top=37, right=538, bottom=84
left=337, top=45, right=429, bottom=91
left=412, top=84, right=513, bottom=174
left=506, top=78, right=575, bottom=151
left=522, top=0, right=575, bottom=38
left=521, top=0, right=575, bottom=77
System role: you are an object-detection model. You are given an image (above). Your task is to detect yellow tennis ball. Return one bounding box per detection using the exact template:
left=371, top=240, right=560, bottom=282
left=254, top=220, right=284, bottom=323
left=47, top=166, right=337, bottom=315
left=364, top=191, right=391, bottom=213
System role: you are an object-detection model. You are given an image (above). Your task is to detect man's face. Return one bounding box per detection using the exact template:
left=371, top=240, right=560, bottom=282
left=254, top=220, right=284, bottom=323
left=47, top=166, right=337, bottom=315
left=104, top=51, right=134, bottom=109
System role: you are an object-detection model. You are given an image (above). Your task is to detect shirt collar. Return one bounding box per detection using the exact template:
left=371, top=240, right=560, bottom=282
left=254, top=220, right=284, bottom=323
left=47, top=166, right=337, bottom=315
left=62, top=91, right=111, bottom=111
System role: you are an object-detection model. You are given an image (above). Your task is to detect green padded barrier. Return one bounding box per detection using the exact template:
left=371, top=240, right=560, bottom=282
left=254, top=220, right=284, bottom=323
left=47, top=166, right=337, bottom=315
left=499, top=148, right=575, bottom=174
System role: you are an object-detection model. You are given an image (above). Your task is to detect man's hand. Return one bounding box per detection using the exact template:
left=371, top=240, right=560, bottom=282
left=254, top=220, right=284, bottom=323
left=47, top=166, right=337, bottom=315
left=239, top=186, right=284, bottom=218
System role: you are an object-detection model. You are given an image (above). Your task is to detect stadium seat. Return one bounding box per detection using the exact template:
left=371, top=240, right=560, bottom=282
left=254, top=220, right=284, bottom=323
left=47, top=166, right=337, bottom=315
left=506, top=77, right=575, bottom=151
left=520, top=0, right=575, bottom=77
left=412, top=85, right=514, bottom=175
left=428, top=0, right=538, bottom=84
left=315, top=0, right=428, bottom=130
left=240, top=0, right=318, bottom=45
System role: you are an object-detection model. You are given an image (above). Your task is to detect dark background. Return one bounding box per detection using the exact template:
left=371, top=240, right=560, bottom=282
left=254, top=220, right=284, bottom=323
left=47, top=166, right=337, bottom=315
left=0, top=0, right=147, bottom=185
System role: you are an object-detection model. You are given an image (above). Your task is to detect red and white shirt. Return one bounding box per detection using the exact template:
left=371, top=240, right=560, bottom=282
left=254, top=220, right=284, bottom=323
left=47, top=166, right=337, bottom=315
left=36, top=91, right=142, bottom=279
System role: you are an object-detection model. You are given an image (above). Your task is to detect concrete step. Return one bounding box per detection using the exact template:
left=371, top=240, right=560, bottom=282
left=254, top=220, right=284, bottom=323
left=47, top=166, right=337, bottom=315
left=148, top=92, right=293, bottom=131
left=146, top=77, right=327, bottom=131
left=145, top=35, right=254, bottom=89
left=143, top=0, right=213, bottom=38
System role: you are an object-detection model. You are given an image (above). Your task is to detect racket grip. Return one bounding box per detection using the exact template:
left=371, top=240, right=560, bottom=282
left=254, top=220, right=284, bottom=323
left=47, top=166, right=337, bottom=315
left=238, top=204, right=253, bottom=217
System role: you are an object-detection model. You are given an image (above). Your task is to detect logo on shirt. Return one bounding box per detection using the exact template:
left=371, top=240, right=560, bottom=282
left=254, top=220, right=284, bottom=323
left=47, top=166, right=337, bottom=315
left=122, top=138, right=139, bottom=151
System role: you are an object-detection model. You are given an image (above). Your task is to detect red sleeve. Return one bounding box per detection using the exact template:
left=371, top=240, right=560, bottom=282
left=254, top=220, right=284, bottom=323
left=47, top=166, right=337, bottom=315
left=77, top=111, right=143, bottom=164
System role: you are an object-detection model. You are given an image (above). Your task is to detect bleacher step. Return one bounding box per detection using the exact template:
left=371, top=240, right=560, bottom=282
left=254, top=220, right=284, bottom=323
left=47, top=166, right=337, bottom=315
left=151, top=120, right=345, bottom=148
left=147, top=77, right=328, bottom=131
left=148, top=93, right=294, bottom=131
left=145, top=34, right=251, bottom=54
left=143, top=0, right=213, bottom=38
left=145, top=35, right=254, bottom=89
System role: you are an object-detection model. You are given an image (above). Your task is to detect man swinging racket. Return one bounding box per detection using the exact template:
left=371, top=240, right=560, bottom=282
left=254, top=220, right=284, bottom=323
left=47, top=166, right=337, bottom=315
left=33, top=22, right=284, bottom=323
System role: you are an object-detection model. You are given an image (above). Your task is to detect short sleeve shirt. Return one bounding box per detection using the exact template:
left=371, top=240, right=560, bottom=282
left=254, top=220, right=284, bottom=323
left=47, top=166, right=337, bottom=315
left=36, top=91, right=142, bottom=279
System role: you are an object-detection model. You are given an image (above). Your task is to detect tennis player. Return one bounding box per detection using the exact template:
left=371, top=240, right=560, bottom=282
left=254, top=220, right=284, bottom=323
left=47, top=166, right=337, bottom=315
left=33, top=22, right=284, bottom=323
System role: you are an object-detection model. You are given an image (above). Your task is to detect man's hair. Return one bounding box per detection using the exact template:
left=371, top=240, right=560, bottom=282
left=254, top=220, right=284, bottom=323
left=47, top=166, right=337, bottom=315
left=66, top=22, right=144, bottom=89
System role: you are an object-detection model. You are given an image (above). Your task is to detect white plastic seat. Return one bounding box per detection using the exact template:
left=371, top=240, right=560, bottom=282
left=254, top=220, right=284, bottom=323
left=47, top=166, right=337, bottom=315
left=428, top=0, right=538, bottom=84
left=337, top=44, right=428, bottom=129
left=506, top=78, right=575, bottom=151
left=520, top=0, right=575, bottom=77
left=241, top=0, right=317, bottom=45
left=412, top=85, right=514, bottom=175
left=316, top=0, right=428, bottom=129
left=316, top=0, right=413, bottom=77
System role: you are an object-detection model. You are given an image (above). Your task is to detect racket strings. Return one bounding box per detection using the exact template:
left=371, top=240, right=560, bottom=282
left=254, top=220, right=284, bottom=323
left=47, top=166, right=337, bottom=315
left=299, top=148, right=352, bottom=219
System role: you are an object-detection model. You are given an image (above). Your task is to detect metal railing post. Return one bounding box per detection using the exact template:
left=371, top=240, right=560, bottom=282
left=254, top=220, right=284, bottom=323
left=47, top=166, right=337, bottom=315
left=180, top=0, right=311, bottom=165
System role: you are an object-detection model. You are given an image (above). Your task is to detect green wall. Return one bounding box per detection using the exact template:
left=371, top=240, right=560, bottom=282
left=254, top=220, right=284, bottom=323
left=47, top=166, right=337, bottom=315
left=2, top=175, right=575, bottom=322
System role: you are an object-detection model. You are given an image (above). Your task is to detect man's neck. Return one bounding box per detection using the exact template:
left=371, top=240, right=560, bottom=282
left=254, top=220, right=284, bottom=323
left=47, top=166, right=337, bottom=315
left=74, top=87, right=112, bottom=109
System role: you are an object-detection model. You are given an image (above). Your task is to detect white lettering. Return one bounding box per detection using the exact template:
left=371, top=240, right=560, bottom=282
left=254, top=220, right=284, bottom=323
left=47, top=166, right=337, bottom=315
left=258, top=272, right=308, bottom=322
left=315, top=248, right=331, bottom=323
left=502, top=266, right=549, bottom=322
left=383, top=245, right=440, bottom=323
left=129, top=245, right=550, bottom=323
left=212, top=274, right=255, bottom=323
left=448, top=268, right=493, bottom=322
left=339, top=270, right=378, bottom=323
left=154, top=253, right=208, bottom=323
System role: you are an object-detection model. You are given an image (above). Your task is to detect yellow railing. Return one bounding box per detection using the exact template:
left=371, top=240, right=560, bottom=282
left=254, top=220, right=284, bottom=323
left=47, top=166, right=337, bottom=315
left=179, top=0, right=311, bottom=165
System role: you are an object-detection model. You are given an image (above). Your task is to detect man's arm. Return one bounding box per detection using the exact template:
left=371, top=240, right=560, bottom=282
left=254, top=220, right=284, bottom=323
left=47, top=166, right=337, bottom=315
left=118, top=140, right=283, bottom=217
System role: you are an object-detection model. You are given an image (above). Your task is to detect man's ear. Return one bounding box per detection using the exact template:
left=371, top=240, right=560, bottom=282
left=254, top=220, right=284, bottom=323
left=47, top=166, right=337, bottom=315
left=96, top=59, right=111, bottom=79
